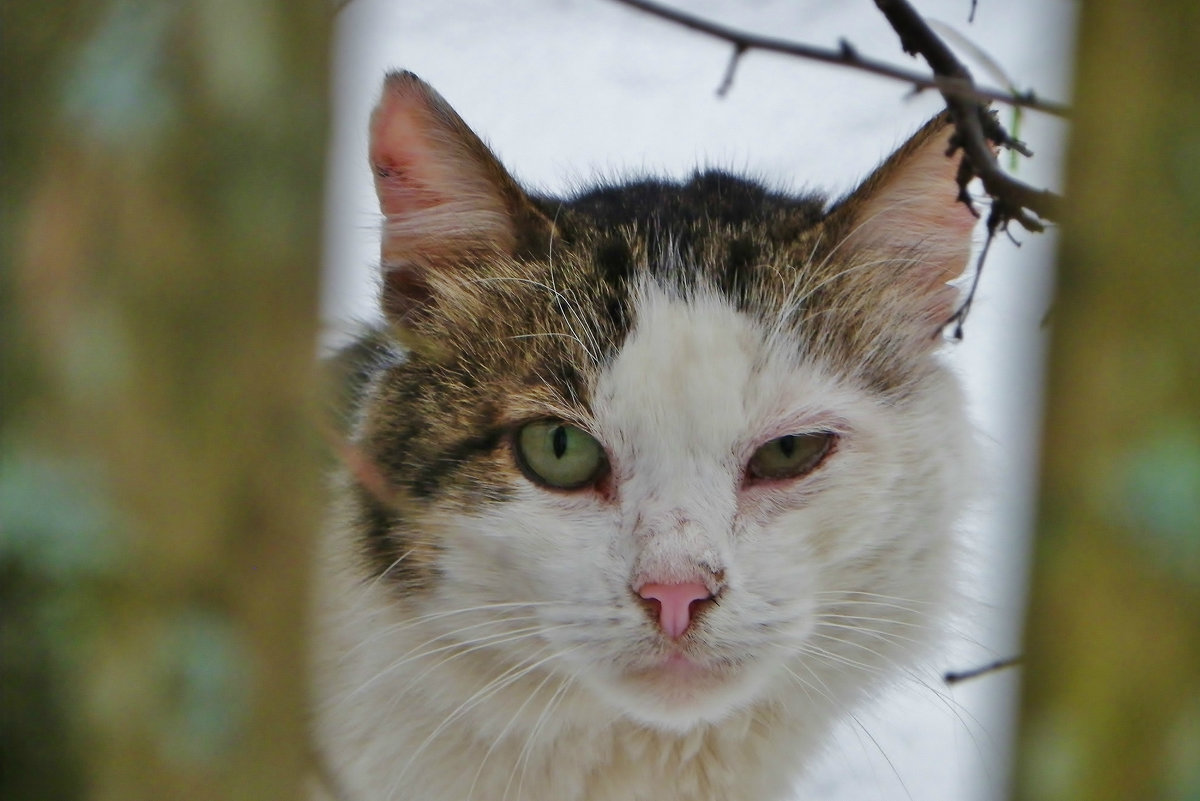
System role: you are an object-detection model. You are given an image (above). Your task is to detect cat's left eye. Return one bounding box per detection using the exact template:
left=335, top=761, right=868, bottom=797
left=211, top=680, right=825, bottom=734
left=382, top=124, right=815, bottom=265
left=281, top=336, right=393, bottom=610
left=515, top=421, right=607, bottom=490
left=747, top=432, right=835, bottom=482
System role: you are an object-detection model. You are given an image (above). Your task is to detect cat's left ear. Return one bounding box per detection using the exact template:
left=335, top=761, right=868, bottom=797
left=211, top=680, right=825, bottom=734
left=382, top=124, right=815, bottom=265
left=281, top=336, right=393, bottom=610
left=823, top=115, right=979, bottom=333
left=369, top=72, right=552, bottom=324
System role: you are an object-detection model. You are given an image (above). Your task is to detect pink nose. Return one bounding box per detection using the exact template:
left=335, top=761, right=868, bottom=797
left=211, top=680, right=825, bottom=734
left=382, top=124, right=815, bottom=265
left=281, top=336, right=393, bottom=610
left=637, top=581, right=713, bottom=639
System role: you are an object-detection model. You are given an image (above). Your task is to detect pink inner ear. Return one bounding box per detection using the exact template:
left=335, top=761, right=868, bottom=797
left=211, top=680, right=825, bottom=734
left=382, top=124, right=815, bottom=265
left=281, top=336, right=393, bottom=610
left=825, top=119, right=983, bottom=337
left=851, top=159, right=976, bottom=265
left=860, top=126, right=977, bottom=264
left=369, top=85, right=446, bottom=220
left=366, top=74, right=517, bottom=273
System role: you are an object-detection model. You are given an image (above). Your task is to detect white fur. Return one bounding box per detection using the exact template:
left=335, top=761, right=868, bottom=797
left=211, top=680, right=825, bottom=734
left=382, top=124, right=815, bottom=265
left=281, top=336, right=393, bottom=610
left=313, top=280, right=971, bottom=801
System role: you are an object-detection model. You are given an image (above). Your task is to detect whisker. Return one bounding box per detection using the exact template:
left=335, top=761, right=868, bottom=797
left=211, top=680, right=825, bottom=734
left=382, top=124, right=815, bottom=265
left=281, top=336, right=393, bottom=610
left=513, top=675, right=575, bottom=801
left=780, top=659, right=837, bottom=707
left=812, top=590, right=935, bottom=614
left=784, top=644, right=918, bottom=801
left=817, top=612, right=934, bottom=632
left=342, top=600, right=557, bottom=648
left=797, top=639, right=890, bottom=677
left=847, top=707, right=916, bottom=801
left=371, top=614, right=545, bottom=664
left=353, top=621, right=589, bottom=741
left=798, top=629, right=995, bottom=774
left=813, top=619, right=928, bottom=650
left=343, top=549, right=417, bottom=614
left=346, top=622, right=574, bottom=702
left=342, top=610, right=545, bottom=660
left=467, top=667, right=560, bottom=801
left=814, top=592, right=990, bottom=652
left=384, top=647, right=552, bottom=801
left=384, top=644, right=583, bottom=801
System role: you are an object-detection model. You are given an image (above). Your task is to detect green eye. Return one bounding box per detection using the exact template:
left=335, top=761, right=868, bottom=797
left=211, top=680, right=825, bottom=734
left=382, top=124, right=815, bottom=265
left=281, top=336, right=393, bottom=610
left=747, top=433, right=835, bottom=481
left=515, top=421, right=607, bottom=490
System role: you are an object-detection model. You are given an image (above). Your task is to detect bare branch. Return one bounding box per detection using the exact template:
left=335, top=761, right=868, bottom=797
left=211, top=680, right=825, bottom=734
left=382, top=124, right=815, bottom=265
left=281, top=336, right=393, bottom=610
left=607, top=0, right=1069, bottom=117
left=872, top=0, right=1063, bottom=229
left=611, top=0, right=1064, bottom=237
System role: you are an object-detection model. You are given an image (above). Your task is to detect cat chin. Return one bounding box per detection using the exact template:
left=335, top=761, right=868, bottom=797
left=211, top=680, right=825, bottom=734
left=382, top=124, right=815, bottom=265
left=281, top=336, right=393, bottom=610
left=583, top=655, right=776, bottom=733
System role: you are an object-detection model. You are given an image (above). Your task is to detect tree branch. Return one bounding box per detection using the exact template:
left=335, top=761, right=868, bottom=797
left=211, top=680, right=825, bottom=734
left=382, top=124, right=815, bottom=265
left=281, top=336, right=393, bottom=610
left=610, top=0, right=1065, bottom=238
left=607, top=0, right=1070, bottom=117
left=872, top=0, right=1062, bottom=229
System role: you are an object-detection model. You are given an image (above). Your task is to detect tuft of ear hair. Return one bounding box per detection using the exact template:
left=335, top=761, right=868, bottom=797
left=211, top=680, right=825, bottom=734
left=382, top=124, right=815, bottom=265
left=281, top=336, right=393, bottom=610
left=368, top=72, right=551, bottom=324
left=823, top=115, right=978, bottom=342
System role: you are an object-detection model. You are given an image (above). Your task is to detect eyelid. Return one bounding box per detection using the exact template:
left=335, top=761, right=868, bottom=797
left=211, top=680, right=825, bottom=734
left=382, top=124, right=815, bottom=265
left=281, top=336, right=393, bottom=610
left=504, top=410, right=597, bottom=436
left=746, top=415, right=850, bottom=453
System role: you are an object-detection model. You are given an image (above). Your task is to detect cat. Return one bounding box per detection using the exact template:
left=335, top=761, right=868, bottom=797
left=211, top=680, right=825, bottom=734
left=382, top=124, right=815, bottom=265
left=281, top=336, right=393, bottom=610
left=311, top=70, right=977, bottom=801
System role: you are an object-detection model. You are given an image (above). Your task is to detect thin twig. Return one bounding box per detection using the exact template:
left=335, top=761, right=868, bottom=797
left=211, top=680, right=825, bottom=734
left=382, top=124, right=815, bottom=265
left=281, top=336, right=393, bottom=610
left=947, top=221, right=996, bottom=340
left=607, top=0, right=1069, bottom=117
left=944, top=655, right=1021, bottom=684
left=717, top=44, right=748, bottom=97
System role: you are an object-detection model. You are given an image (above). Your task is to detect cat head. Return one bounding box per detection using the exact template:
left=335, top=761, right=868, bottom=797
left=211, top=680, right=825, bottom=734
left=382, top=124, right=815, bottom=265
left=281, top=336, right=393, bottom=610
left=348, top=71, right=976, bottom=730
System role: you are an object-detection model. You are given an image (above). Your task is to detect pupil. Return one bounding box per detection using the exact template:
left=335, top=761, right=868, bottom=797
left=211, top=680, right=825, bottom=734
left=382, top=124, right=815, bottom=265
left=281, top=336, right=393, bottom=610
left=778, top=435, right=796, bottom=458
left=552, top=426, right=568, bottom=459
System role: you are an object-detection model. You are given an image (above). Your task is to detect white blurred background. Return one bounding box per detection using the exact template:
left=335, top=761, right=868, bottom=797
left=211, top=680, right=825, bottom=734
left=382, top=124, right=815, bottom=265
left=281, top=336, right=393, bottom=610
left=320, top=2, right=1076, bottom=798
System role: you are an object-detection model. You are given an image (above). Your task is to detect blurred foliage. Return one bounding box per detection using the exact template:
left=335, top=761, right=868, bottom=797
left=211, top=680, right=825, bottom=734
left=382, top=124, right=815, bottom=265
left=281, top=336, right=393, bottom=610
left=2, top=1, right=329, bottom=799
left=1016, top=2, right=1200, bottom=801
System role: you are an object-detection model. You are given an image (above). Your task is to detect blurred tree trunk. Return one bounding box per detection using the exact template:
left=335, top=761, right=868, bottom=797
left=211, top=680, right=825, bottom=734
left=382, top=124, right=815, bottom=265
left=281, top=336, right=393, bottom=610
left=1014, top=3, right=1200, bottom=801
left=2, top=2, right=329, bottom=800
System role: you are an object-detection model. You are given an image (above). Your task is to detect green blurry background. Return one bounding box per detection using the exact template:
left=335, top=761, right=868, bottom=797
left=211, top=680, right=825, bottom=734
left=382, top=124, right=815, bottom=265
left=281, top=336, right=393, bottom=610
left=2, top=3, right=329, bottom=800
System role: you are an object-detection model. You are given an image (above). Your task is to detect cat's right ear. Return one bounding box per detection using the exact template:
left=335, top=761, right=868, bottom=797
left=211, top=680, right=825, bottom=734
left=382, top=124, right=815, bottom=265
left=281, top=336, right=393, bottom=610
left=369, top=72, right=551, bottom=324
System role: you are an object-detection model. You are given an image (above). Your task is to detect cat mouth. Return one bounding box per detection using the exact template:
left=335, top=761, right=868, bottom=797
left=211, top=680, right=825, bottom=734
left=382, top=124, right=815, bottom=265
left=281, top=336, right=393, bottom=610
left=625, top=648, right=735, bottom=688
left=655, top=651, right=709, bottom=676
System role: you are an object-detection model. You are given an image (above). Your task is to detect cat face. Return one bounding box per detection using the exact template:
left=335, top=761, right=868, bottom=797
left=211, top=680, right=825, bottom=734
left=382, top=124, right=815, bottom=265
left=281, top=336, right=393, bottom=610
left=343, top=71, right=975, bottom=732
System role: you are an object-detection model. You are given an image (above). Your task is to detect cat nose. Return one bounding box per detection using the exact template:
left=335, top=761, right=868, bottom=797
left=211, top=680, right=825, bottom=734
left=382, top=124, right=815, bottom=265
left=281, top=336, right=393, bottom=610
left=636, top=581, right=713, bottom=639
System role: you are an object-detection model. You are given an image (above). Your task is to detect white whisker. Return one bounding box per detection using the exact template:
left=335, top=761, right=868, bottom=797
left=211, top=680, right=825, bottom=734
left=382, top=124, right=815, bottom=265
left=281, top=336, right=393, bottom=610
left=513, top=675, right=575, bottom=801
left=346, top=622, right=574, bottom=702
left=813, top=619, right=926, bottom=650
left=467, top=667, right=560, bottom=801
left=384, top=645, right=583, bottom=801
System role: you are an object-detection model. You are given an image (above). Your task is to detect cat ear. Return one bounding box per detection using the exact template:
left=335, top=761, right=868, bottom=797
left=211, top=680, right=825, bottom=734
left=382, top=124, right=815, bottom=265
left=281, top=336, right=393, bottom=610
left=823, top=115, right=979, bottom=333
left=369, top=72, right=550, bottom=323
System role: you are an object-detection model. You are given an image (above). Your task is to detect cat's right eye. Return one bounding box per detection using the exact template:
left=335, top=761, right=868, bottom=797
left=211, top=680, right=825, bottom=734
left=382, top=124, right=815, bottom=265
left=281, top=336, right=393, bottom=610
left=515, top=421, right=607, bottom=490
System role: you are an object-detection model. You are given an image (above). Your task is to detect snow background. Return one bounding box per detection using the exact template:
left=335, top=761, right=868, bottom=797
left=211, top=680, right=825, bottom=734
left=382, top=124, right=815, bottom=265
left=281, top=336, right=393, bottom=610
left=319, top=2, right=1076, bottom=799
